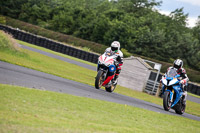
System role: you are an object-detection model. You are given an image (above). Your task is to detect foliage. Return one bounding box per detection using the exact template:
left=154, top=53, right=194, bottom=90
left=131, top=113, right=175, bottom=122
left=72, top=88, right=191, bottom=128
left=0, top=0, right=200, bottom=71
left=5, top=16, right=107, bottom=54
left=121, top=48, right=132, bottom=58
left=0, top=30, right=20, bottom=51
left=0, top=15, right=6, bottom=24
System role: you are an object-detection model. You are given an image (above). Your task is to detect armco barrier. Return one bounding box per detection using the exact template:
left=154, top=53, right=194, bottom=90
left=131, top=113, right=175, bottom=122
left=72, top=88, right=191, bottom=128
left=0, top=24, right=99, bottom=64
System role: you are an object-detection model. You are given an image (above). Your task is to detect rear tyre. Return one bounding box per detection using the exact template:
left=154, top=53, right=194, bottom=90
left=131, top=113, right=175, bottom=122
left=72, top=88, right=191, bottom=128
left=105, top=80, right=118, bottom=92
left=175, top=99, right=186, bottom=115
left=105, top=85, right=116, bottom=92
left=163, top=91, right=171, bottom=111
left=95, top=70, right=104, bottom=89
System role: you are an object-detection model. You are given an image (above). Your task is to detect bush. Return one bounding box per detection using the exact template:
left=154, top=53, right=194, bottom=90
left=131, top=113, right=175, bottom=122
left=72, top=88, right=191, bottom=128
left=0, top=30, right=20, bottom=51
left=5, top=16, right=107, bottom=54
left=121, top=48, right=132, bottom=58
left=0, top=15, right=6, bottom=24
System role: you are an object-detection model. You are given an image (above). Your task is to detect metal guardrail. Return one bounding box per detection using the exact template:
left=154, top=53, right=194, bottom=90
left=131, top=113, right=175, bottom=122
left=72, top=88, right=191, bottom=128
left=187, top=83, right=200, bottom=96
left=0, top=24, right=99, bottom=64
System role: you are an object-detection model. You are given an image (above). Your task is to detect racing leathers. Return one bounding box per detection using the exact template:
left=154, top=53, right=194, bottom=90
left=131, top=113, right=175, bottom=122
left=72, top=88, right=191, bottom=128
left=164, top=67, right=189, bottom=102
left=166, top=67, right=189, bottom=90
left=104, top=47, right=123, bottom=82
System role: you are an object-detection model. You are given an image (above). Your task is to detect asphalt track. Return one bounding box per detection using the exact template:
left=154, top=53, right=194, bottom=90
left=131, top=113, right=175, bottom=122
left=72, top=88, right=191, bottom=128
left=21, top=44, right=200, bottom=104
left=0, top=61, right=200, bottom=121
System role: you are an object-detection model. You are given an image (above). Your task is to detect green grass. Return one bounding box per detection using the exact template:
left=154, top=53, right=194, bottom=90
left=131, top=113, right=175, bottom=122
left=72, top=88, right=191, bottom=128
left=115, top=86, right=200, bottom=117
left=0, top=30, right=19, bottom=51
left=188, top=92, right=200, bottom=98
left=17, top=40, right=97, bottom=67
left=0, top=84, right=199, bottom=133
left=0, top=30, right=199, bottom=117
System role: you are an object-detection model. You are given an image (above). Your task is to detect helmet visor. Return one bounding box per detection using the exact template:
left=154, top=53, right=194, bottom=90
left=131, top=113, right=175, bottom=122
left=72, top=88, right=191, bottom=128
left=174, top=64, right=180, bottom=69
left=111, top=47, right=118, bottom=52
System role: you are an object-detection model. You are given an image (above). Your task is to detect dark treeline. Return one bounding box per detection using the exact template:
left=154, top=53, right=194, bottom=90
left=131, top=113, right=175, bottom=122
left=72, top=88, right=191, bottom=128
left=0, top=0, right=200, bottom=71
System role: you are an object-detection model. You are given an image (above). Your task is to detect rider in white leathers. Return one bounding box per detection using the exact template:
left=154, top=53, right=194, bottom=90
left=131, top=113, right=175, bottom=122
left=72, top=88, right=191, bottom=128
left=104, top=41, right=123, bottom=84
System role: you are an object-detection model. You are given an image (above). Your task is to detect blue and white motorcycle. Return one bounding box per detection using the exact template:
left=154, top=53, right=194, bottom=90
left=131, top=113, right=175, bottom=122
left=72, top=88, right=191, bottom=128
left=161, top=68, right=186, bottom=114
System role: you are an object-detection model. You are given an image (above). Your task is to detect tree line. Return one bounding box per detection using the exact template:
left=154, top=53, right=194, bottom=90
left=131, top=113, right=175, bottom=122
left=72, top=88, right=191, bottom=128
left=0, top=0, right=200, bottom=71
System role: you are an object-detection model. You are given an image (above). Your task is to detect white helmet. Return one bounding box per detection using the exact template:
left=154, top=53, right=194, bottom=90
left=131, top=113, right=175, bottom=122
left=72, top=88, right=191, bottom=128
left=111, top=41, right=120, bottom=52
left=173, top=59, right=183, bottom=69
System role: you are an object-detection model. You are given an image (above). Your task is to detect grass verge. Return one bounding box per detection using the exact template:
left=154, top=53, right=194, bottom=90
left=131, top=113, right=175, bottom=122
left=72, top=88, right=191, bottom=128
left=0, top=84, right=199, bottom=133
left=188, top=92, right=200, bottom=99
left=17, top=40, right=97, bottom=67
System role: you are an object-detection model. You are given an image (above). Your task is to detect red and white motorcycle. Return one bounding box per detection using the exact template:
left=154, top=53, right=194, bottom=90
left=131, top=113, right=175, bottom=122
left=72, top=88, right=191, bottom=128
left=95, top=51, right=118, bottom=92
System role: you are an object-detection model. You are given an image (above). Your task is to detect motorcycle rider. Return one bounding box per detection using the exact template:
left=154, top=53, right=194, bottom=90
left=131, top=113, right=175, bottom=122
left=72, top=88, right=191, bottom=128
left=103, top=41, right=123, bottom=84
left=163, top=59, right=189, bottom=103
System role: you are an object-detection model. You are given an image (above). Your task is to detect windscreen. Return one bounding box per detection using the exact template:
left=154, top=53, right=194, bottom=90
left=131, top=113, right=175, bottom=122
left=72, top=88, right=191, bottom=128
left=167, top=68, right=177, bottom=78
left=105, top=51, right=115, bottom=56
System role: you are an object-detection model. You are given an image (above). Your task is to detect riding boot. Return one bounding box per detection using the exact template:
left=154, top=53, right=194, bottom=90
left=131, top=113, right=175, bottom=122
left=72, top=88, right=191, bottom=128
left=112, top=75, right=118, bottom=85
left=183, top=91, right=187, bottom=101
left=182, top=86, right=187, bottom=104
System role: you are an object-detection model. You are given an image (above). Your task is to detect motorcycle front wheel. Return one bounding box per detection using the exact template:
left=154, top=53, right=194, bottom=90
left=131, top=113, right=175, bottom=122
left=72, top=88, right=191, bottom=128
left=95, top=70, right=104, bottom=89
left=163, top=91, right=172, bottom=111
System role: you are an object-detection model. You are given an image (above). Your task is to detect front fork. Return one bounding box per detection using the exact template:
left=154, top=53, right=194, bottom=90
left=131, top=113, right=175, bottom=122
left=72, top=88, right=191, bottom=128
left=169, top=90, right=174, bottom=102
left=97, top=64, right=100, bottom=72
left=99, top=68, right=108, bottom=81
left=163, top=85, right=174, bottom=102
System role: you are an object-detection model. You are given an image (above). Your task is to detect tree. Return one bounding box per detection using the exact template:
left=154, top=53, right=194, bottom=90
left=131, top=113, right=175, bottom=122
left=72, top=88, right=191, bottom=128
left=1, top=0, right=199, bottom=70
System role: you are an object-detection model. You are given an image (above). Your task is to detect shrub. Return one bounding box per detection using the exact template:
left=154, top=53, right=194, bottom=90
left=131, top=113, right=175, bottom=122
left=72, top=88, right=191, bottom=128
left=5, top=16, right=107, bottom=54
left=121, top=48, right=132, bottom=58
left=0, top=15, right=6, bottom=24
left=0, top=30, right=20, bottom=51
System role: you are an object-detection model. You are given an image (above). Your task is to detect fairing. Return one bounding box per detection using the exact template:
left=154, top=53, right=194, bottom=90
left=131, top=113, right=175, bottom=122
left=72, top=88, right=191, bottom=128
left=161, top=68, right=183, bottom=108
left=97, top=51, right=117, bottom=87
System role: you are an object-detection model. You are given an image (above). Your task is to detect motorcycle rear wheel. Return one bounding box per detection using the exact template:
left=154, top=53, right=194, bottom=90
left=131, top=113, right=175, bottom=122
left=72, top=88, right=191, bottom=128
left=105, top=80, right=117, bottom=92
left=95, top=70, right=104, bottom=89
left=175, top=99, right=186, bottom=115
left=105, top=83, right=117, bottom=92
left=163, top=91, right=171, bottom=111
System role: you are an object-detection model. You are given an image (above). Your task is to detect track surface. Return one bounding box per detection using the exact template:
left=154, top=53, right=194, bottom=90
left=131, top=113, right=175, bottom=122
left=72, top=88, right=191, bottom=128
left=21, top=45, right=96, bottom=71
left=0, top=61, right=199, bottom=121
left=21, top=44, right=200, bottom=104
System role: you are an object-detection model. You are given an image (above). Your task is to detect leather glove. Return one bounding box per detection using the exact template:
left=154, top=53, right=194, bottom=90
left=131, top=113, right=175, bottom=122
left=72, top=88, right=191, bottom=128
left=160, top=76, right=164, bottom=83
left=180, top=80, right=185, bottom=84
left=115, top=61, right=119, bottom=67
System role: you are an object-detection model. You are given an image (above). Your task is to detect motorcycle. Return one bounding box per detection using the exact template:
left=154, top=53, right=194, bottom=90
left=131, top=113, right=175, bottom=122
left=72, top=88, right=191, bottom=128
left=95, top=51, right=118, bottom=92
left=161, top=68, right=186, bottom=114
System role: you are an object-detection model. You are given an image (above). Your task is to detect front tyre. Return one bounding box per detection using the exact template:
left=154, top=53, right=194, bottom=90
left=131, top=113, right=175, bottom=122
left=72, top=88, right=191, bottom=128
left=95, top=70, right=104, bottom=89
left=163, top=91, right=171, bottom=111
